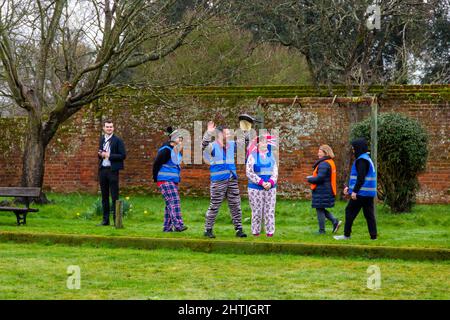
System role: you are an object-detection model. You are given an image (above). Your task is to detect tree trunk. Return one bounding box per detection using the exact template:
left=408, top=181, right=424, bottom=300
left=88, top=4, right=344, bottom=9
left=20, top=116, right=49, bottom=204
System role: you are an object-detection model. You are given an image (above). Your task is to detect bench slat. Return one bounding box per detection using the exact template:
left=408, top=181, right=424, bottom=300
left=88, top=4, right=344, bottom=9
left=0, top=187, right=41, bottom=197
left=0, top=207, right=39, bottom=212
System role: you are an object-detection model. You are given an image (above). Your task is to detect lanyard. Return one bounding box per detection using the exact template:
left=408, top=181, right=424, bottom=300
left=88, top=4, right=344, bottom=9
left=103, top=136, right=112, bottom=151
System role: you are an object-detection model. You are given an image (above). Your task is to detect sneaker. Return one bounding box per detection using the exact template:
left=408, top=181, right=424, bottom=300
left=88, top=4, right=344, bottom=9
left=175, top=226, right=188, bottom=232
left=253, top=233, right=260, bottom=237
left=163, top=228, right=173, bottom=232
left=204, top=229, right=215, bottom=238
left=266, top=233, right=273, bottom=237
left=236, top=229, right=247, bottom=238
left=332, top=221, right=342, bottom=234
left=333, top=235, right=351, bottom=240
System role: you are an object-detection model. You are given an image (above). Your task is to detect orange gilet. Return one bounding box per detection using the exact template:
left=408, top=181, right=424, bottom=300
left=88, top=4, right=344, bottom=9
left=310, top=159, right=337, bottom=196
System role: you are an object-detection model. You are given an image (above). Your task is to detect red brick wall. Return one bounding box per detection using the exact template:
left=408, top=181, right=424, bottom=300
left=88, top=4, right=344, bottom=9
left=0, top=91, right=448, bottom=204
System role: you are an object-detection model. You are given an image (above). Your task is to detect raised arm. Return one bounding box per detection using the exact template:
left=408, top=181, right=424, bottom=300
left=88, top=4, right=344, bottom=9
left=202, top=121, right=216, bottom=152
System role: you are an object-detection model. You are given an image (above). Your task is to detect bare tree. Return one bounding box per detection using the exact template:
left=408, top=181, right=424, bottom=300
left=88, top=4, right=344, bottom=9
left=233, top=0, right=440, bottom=90
left=0, top=0, right=219, bottom=202
left=420, top=0, right=450, bottom=84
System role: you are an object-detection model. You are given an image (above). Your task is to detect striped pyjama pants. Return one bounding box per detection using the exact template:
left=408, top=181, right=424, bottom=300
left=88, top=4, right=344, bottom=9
left=205, top=177, right=243, bottom=231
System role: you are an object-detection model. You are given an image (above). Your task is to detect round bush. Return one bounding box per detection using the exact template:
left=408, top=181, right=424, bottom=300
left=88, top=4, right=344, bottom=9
left=351, top=112, right=428, bottom=212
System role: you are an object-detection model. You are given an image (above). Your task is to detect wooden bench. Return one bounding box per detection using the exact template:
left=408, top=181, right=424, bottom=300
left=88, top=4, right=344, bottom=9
left=0, top=187, right=41, bottom=225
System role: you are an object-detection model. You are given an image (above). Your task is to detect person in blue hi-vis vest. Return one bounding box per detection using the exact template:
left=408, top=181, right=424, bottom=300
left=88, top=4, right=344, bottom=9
left=152, top=127, right=188, bottom=233
left=334, top=138, right=378, bottom=240
left=246, top=134, right=278, bottom=237
left=202, top=121, right=248, bottom=238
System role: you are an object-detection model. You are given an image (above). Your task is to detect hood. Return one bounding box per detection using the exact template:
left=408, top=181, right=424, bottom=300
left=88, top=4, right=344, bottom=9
left=351, top=138, right=369, bottom=158
left=161, top=141, right=173, bottom=149
left=313, top=156, right=331, bottom=169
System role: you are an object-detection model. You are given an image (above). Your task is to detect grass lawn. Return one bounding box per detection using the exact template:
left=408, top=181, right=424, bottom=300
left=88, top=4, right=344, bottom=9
left=0, top=193, right=449, bottom=249
left=0, top=193, right=448, bottom=300
left=0, top=242, right=449, bottom=300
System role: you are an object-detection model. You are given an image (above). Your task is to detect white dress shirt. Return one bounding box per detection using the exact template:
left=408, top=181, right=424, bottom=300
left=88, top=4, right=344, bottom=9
left=102, top=134, right=113, bottom=167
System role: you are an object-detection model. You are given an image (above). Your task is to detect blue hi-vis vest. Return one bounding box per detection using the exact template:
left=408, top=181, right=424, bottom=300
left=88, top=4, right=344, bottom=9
left=348, top=153, right=377, bottom=197
left=156, top=146, right=182, bottom=183
left=248, top=150, right=277, bottom=190
left=206, top=141, right=237, bottom=181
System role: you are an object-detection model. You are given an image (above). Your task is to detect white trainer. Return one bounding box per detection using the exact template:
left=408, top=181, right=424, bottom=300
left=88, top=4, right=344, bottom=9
left=333, top=235, right=351, bottom=240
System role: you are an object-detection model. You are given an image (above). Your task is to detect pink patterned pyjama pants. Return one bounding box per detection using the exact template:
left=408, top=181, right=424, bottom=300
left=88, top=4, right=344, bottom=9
left=248, top=188, right=276, bottom=235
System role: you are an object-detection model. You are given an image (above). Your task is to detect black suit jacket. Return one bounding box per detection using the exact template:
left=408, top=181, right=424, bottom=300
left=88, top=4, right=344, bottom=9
left=98, top=134, right=127, bottom=171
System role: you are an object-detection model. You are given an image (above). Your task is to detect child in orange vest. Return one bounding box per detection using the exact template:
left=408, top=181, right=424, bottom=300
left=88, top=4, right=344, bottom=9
left=307, top=145, right=342, bottom=234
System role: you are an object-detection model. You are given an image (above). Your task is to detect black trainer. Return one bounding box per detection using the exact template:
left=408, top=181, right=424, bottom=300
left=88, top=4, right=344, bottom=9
left=236, top=229, right=247, bottom=238
left=175, top=226, right=188, bottom=232
left=204, top=229, right=215, bottom=238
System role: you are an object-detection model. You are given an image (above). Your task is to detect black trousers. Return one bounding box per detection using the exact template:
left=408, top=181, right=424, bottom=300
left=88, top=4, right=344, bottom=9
left=99, top=167, right=119, bottom=223
left=344, top=196, right=377, bottom=239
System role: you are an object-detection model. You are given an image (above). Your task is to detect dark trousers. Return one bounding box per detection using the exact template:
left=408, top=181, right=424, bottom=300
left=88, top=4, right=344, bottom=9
left=316, top=208, right=338, bottom=233
left=99, top=167, right=119, bottom=223
left=344, top=196, right=377, bottom=239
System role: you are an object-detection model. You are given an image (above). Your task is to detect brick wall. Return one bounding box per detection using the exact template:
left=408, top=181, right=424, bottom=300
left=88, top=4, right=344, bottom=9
left=0, top=86, right=448, bottom=203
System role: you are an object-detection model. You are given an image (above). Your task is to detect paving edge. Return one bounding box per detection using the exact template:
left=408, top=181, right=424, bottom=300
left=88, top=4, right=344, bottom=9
left=0, top=231, right=449, bottom=261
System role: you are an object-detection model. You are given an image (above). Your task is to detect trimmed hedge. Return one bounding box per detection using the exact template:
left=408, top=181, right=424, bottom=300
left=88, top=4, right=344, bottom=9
left=109, top=84, right=450, bottom=101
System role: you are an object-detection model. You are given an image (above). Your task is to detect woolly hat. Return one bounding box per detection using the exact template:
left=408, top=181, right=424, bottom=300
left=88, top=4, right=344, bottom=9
left=167, top=127, right=182, bottom=141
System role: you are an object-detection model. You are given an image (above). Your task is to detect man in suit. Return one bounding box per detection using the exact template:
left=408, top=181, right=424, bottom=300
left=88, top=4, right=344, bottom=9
left=97, top=120, right=127, bottom=226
